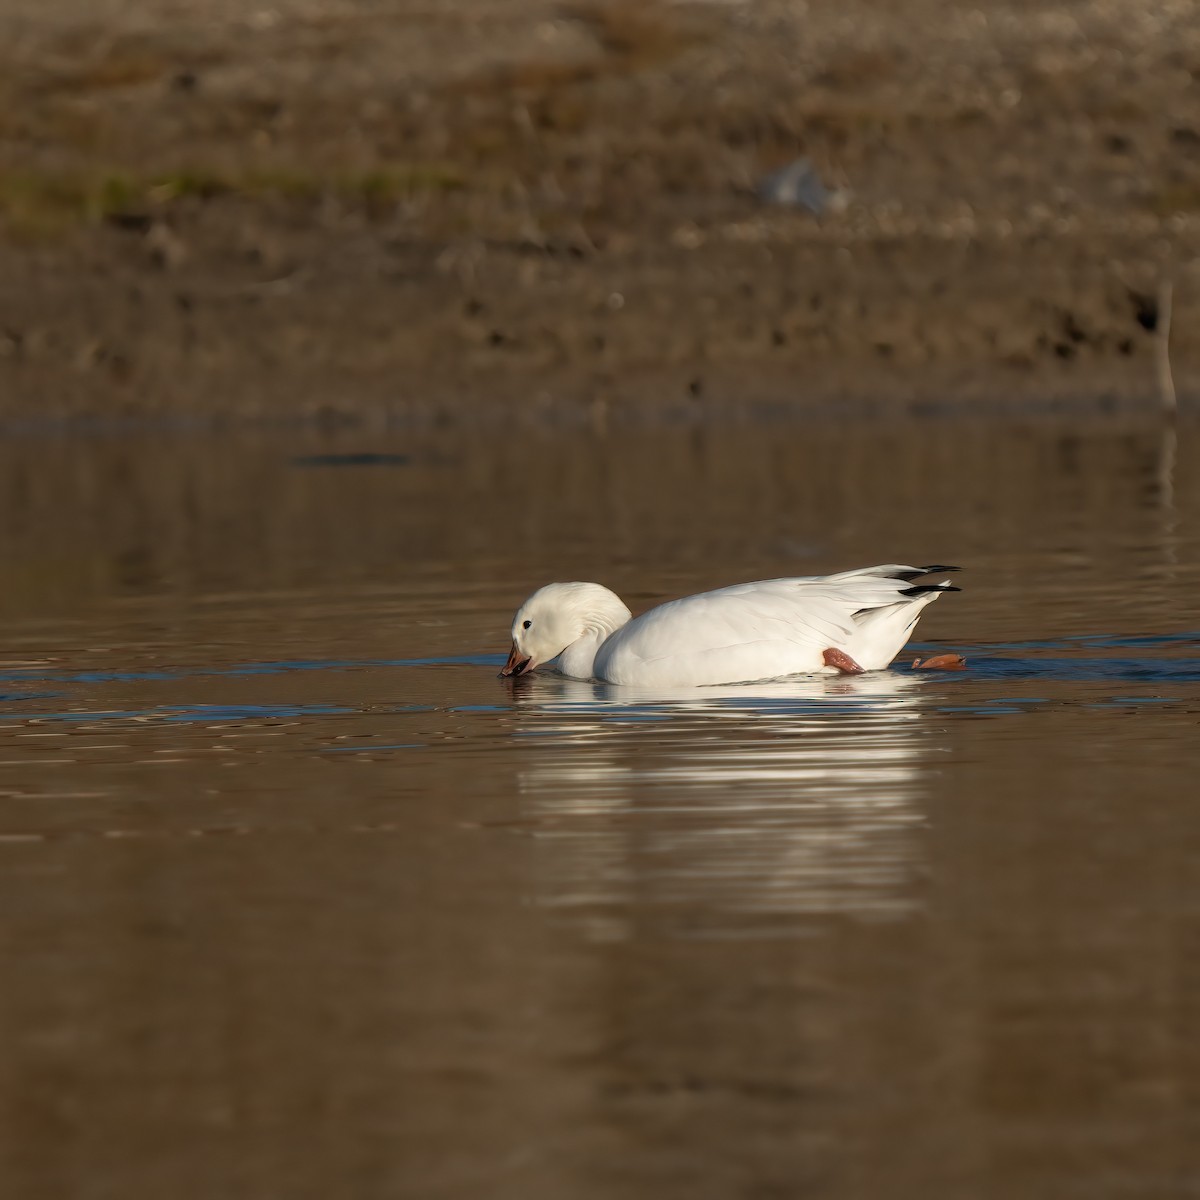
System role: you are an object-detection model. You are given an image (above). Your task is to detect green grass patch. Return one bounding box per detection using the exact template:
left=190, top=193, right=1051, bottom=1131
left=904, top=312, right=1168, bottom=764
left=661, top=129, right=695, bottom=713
left=0, top=163, right=469, bottom=237
left=1148, top=183, right=1200, bottom=216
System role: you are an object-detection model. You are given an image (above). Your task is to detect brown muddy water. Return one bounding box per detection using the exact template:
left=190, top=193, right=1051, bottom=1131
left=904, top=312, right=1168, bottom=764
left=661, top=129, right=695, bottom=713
left=0, top=416, right=1198, bottom=1200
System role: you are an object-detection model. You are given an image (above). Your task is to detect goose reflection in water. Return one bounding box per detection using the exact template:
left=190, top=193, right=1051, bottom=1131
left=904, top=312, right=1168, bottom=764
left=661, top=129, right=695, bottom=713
left=504, top=671, right=944, bottom=940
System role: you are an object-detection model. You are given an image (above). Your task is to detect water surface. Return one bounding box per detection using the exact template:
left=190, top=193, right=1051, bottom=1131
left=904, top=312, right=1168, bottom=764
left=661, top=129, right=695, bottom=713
left=0, top=417, right=1198, bottom=1199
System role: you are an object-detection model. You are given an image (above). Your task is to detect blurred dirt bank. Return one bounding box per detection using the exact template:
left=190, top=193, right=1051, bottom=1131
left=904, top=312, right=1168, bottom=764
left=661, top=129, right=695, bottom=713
left=1, top=0, right=1198, bottom=424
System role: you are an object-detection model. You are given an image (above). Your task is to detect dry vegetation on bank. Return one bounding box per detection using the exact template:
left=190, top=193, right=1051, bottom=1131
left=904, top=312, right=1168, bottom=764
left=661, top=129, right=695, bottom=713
left=1, top=0, right=1198, bottom=421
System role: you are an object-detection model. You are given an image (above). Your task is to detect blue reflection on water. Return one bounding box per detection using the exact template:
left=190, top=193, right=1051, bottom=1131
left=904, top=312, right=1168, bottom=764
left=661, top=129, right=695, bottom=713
left=0, top=655, right=496, bottom=686
left=0, top=703, right=355, bottom=724
left=0, top=631, right=1194, bottom=730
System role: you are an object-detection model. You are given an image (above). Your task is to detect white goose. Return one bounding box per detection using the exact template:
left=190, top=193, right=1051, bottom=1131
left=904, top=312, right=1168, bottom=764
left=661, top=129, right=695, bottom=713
left=500, top=564, right=961, bottom=687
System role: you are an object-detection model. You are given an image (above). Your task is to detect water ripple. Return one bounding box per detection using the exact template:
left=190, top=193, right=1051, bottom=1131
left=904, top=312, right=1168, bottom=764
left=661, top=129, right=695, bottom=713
left=505, top=674, right=932, bottom=938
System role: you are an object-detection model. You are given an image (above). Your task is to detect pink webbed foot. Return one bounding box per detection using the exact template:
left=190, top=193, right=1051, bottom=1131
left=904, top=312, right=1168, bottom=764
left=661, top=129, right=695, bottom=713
left=911, top=653, right=967, bottom=671
left=822, top=647, right=866, bottom=675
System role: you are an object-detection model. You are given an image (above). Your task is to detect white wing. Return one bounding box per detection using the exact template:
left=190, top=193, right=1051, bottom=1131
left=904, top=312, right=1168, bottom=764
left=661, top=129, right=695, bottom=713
left=594, top=566, right=956, bottom=686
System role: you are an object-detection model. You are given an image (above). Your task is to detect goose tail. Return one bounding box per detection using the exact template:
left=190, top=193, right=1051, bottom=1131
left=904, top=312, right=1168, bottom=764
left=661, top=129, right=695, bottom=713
left=841, top=565, right=962, bottom=669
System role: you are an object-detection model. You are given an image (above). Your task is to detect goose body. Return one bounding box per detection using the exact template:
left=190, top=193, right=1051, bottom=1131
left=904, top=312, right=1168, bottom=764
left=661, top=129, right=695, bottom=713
left=501, top=564, right=959, bottom=687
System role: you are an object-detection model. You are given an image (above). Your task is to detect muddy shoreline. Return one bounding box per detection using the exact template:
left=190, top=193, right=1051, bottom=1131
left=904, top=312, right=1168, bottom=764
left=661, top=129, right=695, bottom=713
left=1, top=0, right=1198, bottom=423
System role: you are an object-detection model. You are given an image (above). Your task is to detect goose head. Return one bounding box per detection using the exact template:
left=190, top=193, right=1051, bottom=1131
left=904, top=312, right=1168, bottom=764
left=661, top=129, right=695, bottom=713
left=500, top=582, right=632, bottom=678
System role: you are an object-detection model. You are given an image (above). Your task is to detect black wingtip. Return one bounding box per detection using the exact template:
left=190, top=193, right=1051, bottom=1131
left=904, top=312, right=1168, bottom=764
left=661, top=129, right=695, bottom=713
left=899, top=583, right=962, bottom=597
left=893, top=564, right=962, bottom=581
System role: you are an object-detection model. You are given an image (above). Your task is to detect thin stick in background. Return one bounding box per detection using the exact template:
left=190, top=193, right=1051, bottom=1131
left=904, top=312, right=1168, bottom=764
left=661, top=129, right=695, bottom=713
left=1156, top=280, right=1177, bottom=414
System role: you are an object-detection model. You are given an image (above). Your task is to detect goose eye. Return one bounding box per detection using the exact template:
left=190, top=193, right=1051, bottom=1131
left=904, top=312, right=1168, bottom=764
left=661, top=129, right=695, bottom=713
left=522, top=620, right=532, bottom=630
